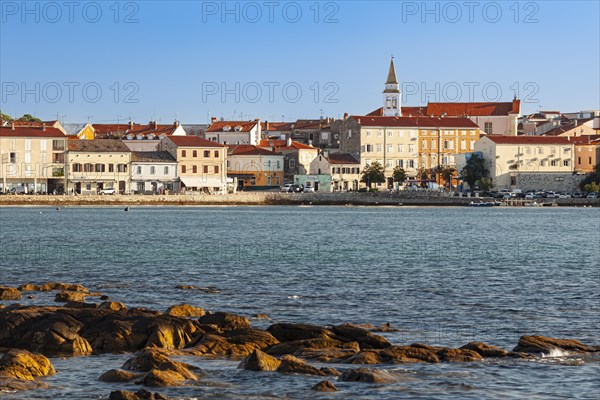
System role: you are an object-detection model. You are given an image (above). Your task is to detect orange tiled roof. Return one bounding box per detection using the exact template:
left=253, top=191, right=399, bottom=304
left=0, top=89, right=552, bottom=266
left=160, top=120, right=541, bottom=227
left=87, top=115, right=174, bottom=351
left=486, top=136, right=572, bottom=145
left=351, top=115, right=479, bottom=129
left=206, top=121, right=258, bottom=133
left=327, top=153, right=360, bottom=164
left=229, top=145, right=281, bottom=156
left=168, top=135, right=225, bottom=148
left=0, top=126, right=65, bottom=138
left=427, top=99, right=520, bottom=116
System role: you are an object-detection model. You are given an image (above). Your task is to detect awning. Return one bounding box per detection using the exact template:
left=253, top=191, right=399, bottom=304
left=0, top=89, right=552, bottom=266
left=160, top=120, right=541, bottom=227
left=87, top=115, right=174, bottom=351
left=180, top=177, right=224, bottom=188
left=228, top=174, right=254, bottom=179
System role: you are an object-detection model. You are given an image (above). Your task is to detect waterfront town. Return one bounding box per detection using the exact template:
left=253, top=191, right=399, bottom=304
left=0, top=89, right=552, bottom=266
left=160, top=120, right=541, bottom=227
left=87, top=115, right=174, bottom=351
left=1, top=60, right=599, bottom=198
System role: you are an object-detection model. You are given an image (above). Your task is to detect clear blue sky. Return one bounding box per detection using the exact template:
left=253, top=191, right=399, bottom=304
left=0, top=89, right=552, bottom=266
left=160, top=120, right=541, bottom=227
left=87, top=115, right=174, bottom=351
left=1, top=1, right=598, bottom=124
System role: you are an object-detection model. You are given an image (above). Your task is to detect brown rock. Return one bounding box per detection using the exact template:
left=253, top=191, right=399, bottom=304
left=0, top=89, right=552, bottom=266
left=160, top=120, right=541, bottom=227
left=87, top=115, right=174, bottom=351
left=175, top=285, right=199, bottom=290
left=0, top=350, right=55, bottom=381
left=276, top=355, right=331, bottom=376
left=512, top=335, right=600, bottom=354
left=238, top=349, right=281, bottom=371
left=346, top=345, right=440, bottom=364
left=55, top=291, right=88, bottom=302
left=27, top=295, right=35, bottom=300
left=267, top=323, right=335, bottom=342
left=198, top=312, right=250, bottom=331
left=188, top=328, right=279, bottom=357
left=293, top=347, right=358, bottom=362
left=345, top=350, right=383, bottom=364
left=109, top=389, right=170, bottom=400
left=312, top=380, right=339, bottom=392
left=20, top=282, right=89, bottom=293
left=142, top=369, right=187, bottom=387
left=99, top=369, right=142, bottom=382
left=98, top=301, right=127, bottom=312
left=266, top=337, right=359, bottom=357
left=166, top=304, right=205, bottom=318
left=122, top=348, right=199, bottom=382
left=460, top=342, right=509, bottom=357
left=0, top=287, right=22, bottom=300
left=436, top=348, right=484, bottom=362
left=339, top=367, right=395, bottom=384
left=331, top=323, right=391, bottom=349
left=63, top=301, right=98, bottom=309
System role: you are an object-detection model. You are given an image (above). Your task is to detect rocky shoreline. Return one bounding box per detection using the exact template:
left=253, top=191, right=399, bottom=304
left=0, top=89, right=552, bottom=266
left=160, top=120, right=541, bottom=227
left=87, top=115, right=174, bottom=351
left=1, top=282, right=599, bottom=399
left=1, top=193, right=599, bottom=207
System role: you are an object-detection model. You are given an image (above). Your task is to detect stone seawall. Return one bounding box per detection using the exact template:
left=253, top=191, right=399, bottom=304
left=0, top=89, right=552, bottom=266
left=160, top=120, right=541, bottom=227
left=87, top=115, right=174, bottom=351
left=0, top=193, right=598, bottom=207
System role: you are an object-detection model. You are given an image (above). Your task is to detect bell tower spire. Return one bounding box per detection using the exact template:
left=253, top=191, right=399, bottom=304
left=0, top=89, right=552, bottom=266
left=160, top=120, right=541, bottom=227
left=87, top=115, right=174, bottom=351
left=383, top=57, right=401, bottom=116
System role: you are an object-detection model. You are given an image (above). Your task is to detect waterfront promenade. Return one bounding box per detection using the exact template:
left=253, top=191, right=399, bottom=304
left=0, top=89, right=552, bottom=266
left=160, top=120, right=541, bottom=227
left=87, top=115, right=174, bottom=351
left=1, top=193, right=598, bottom=207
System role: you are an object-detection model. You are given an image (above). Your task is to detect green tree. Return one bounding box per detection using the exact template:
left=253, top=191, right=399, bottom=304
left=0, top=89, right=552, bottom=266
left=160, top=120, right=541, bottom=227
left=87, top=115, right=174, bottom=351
left=0, top=110, right=12, bottom=122
left=18, top=114, right=41, bottom=122
left=461, top=153, right=488, bottom=192
left=579, top=162, right=600, bottom=191
left=360, top=161, right=386, bottom=189
left=478, top=177, right=493, bottom=191
left=392, top=166, right=407, bottom=186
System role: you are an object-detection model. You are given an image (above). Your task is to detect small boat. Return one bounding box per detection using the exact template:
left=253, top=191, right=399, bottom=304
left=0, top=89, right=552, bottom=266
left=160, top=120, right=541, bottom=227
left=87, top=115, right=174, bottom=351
left=524, top=201, right=542, bottom=207
left=469, top=201, right=495, bottom=207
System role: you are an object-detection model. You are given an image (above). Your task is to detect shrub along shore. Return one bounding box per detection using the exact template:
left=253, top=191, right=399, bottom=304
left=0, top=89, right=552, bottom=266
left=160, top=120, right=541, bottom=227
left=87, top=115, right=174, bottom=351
left=0, top=193, right=598, bottom=207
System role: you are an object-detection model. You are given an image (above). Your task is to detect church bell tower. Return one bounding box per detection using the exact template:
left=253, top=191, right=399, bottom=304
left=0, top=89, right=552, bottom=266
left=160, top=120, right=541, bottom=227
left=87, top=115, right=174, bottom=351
left=383, top=57, right=401, bottom=117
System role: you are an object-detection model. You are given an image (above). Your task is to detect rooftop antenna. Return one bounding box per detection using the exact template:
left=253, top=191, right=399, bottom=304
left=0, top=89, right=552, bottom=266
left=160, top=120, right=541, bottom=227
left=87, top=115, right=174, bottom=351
left=86, top=115, right=93, bottom=123
left=281, top=115, right=285, bottom=122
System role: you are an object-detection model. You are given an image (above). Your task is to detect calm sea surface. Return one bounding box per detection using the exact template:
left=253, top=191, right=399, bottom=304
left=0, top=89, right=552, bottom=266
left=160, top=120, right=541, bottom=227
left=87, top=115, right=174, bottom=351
left=0, top=206, right=599, bottom=399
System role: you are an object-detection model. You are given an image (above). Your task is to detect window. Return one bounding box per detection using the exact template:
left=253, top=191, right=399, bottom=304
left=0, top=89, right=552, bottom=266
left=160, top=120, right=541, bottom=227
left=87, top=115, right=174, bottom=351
left=181, top=150, right=187, bottom=157
left=108, top=164, right=114, bottom=172
left=397, top=159, right=404, bottom=168
left=376, top=144, right=382, bottom=152
left=589, top=157, right=593, bottom=164
left=387, top=145, right=393, bottom=153
left=563, top=160, right=570, bottom=167
left=52, top=153, right=64, bottom=163
left=365, top=159, right=371, bottom=166
left=95, top=164, right=105, bottom=172
left=9, top=152, right=16, bottom=163
left=117, top=164, right=127, bottom=172
left=164, top=166, right=169, bottom=174
left=470, top=140, right=475, bottom=150
left=203, top=165, right=209, bottom=173
left=421, top=140, right=427, bottom=149
left=484, top=122, right=493, bottom=134
left=386, top=160, right=392, bottom=168
left=192, top=150, right=198, bottom=157
left=40, top=140, right=47, bottom=151
left=72, top=163, right=82, bottom=172
left=550, top=160, right=557, bottom=167
left=84, top=163, right=93, bottom=172
left=24, top=153, right=31, bottom=163
left=550, top=147, right=556, bottom=155
left=460, top=140, right=466, bottom=150
left=214, top=150, right=219, bottom=157
left=204, top=150, right=210, bottom=157
left=150, top=166, right=156, bottom=175
left=182, top=165, right=186, bottom=173
left=578, top=157, right=581, bottom=164
left=388, top=131, right=393, bottom=137
left=408, top=144, right=415, bottom=153
left=52, top=140, right=64, bottom=150
left=365, top=130, right=371, bottom=137
left=214, top=165, right=219, bottom=173
left=526, top=147, right=531, bottom=155
left=538, top=147, right=544, bottom=155
left=541, top=160, right=547, bottom=166
left=408, top=160, right=415, bottom=168
left=193, top=165, right=198, bottom=173
left=366, top=144, right=373, bottom=152
left=25, top=139, right=31, bottom=151
left=431, top=139, right=436, bottom=149
left=289, top=159, right=296, bottom=168
left=377, top=130, right=382, bottom=137
left=86, top=183, right=92, bottom=191
left=398, top=144, right=404, bottom=153
left=137, top=166, right=142, bottom=174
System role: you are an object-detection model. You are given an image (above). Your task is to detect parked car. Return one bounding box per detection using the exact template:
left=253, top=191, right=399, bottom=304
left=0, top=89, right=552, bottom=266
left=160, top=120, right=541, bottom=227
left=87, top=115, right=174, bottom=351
left=289, top=184, right=304, bottom=193
left=280, top=184, right=293, bottom=192
left=525, top=193, right=535, bottom=200
left=572, top=192, right=583, bottom=198
left=304, top=186, right=315, bottom=193
left=545, top=191, right=558, bottom=198
left=98, top=188, right=116, bottom=195
left=557, top=192, right=571, bottom=199
left=9, top=187, right=27, bottom=195
left=586, top=192, right=598, bottom=199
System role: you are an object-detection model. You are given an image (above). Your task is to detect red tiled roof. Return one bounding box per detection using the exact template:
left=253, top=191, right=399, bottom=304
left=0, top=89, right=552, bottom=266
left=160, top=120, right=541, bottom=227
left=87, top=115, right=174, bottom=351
left=68, top=139, right=130, bottom=152
left=0, top=126, right=65, bottom=138
left=261, top=122, right=294, bottom=131
left=485, top=136, right=572, bottom=145
left=206, top=121, right=258, bottom=133
left=258, top=139, right=315, bottom=150
left=229, top=145, right=281, bottom=156
left=350, top=116, right=479, bottom=129
left=542, top=119, right=594, bottom=136
left=168, top=135, right=225, bottom=148
left=427, top=99, right=520, bottom=116
left=327, top=153, right=360, bottom=165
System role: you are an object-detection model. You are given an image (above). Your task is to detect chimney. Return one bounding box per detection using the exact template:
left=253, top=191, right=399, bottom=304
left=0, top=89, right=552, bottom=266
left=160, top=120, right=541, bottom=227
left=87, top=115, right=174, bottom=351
left=41, top=123, right=46, bottom=131
left=343, top=112, right=348, bottom=119
left=152, top=121, right=158, bottom=129
left=129, top=121, right=134, bottom=129
left=211, top=116, right=217, bottom=123
left=174, top=120, right=180, bottom=127
left=265, top=121, right=269, bottom=131
left=286, top=137, right=292, bottom=147
left=11, top=121, right=15, bottom=130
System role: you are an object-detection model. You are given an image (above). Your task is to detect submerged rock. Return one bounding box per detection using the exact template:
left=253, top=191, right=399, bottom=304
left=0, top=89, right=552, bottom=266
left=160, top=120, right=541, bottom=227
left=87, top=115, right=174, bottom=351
left=20, top=282, right=89, bottom=293
left=513, top=335, right=600, bottom=354
left=339, top=367, right=395, bottom=384
left=436, top=348, right=484, bottom=362
left=276, top=355, right=336, bottom=376
left=55, top=291, right=88, bottom=302
left=460, top=342, right=509, bottom=357
left=0, top=286, right=22, bottom=300
left=312, top=380, right=339, bottom=392
left=99, top=369, right=142, bottom=382
left=108, top=389, right=170, bottom=400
